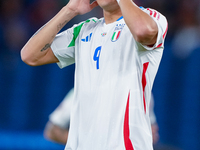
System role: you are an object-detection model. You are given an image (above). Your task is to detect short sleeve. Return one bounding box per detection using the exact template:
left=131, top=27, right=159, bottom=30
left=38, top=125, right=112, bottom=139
left=140, top=7, right=168, bottom=50
left=51, top=27, right=76, bottom=69
left=51, top=17, right=99, bottom=68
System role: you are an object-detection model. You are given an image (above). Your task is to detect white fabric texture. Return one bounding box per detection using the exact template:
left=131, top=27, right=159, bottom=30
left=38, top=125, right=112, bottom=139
left=51, top=8, right=167, bottom=150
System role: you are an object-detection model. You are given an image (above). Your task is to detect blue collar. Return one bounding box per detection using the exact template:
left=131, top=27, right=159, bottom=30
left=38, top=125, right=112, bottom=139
left=117, top=16, right=123, bottom=21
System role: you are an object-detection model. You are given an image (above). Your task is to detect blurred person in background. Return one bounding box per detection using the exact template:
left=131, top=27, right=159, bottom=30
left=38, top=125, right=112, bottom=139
left=171, top=0, right=200, bottom=59
left=149, top=94, right=159, bottom=145
left=43, top=90, right=159, bottom=145
left=21, top=0, right=167, bottom=149
left=44, top=88, right=74, bottom=145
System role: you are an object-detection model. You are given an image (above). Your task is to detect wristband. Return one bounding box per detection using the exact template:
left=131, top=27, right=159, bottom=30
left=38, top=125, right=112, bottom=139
left=116, top=0, right=120, bottom=4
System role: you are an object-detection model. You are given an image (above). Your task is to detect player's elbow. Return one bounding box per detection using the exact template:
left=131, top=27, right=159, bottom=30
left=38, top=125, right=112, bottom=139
left=21, top=47, right=39, bottom=66
left=134, top=24, right=158, bottom=45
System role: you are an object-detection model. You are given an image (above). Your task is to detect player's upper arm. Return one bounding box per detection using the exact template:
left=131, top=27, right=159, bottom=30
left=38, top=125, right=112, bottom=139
left=140, top=7, right=168, bottom=50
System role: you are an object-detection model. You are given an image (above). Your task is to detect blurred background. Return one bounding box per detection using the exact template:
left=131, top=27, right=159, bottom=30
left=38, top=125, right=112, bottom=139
left=0, top=0, right=200, bottom=149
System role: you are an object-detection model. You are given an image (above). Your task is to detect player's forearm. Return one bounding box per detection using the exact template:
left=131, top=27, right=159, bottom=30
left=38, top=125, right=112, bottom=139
left=118, top=0, right=158, bottom=46
left=44, top=122, right=69, bottom=145
left=21, top=6, right=77, bottom=66
left=54, top=129, right=69, bottom=145
left=47, top=129, right=68, bottom=145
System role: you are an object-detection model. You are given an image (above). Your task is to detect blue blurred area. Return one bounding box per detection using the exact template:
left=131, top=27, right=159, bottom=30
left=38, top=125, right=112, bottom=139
left=0, top=62, right=75, bottom=131
left=0, top=0, right=200, bottom=150
left=0, top=130, right=65, bottom=150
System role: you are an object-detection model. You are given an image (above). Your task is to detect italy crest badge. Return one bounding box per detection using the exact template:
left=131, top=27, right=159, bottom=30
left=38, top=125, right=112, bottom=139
left=111, top=23, right=125, bottom=42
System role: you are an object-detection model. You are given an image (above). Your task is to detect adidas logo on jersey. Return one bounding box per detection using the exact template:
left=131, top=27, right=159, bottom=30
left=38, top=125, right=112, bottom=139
left=81, top=33, right=92, bottom=42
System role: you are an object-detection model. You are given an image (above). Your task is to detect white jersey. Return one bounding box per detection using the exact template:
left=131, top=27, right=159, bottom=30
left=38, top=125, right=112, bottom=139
left=50, top=88, right=156, bottom=127
left=51, top=7, right=167, bottom=150
left=49, top=88, right=74, bottom=129
left=149, top=94, right=157, bottom=125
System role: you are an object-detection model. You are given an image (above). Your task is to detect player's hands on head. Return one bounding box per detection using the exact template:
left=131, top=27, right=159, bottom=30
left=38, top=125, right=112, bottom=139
left=67, top=0, right=98, bottom=15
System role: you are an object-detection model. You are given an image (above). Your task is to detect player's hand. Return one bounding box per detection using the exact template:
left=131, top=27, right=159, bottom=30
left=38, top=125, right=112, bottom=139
left=151, top=123, right=159, bottom=144
left=66, top=0, right=98, bottom=15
